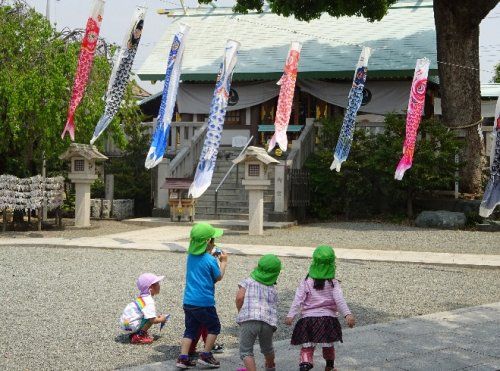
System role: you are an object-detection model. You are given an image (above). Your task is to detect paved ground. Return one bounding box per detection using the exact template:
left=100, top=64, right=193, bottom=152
left=2, top=224, right=498, bottom=267
left=126, top=302, right=500, bottom=371
left=218, top=222, right=500, bottom=255
left=1, top=221, right=499, bottom=370
left=0, top=219, right=155, bottom=239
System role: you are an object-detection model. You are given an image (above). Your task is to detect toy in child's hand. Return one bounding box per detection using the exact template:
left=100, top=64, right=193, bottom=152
left=213, top=247, right=223, bottom=256
left=160, top=314, right=171, bottom=331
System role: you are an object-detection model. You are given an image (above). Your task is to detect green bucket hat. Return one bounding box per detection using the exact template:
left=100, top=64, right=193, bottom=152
left=188, top=223, right=224, bottom=255
left=308, top=245, right=336, bottom=279
left=250, top=254, right=282, bottom=286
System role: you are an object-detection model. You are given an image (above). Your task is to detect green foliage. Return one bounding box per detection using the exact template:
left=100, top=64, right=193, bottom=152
left=201, top=0, right=397, bottom=22
left=0, top=1, right=125, bottom=177
left=91, top=178, right=105, bottom=199
left=305, top=115, right=462, bottom=219
left=105, top=86, right=152, bottom=216
left=494, top=63, right=500, bottom=83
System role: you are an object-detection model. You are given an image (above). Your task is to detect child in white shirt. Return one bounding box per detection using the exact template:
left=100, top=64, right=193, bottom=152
left=120, top=273, right=168, bottom=344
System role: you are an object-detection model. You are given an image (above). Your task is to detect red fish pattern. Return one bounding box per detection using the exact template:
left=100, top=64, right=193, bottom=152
left=61, top=0, right=104, bottom=141
left=394, top=58, right=430, bottom=180
left=268, top=42, right=302, bottom=152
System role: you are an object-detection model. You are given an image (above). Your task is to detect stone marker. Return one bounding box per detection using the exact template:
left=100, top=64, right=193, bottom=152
left=415, top=210, right=466, bottom=229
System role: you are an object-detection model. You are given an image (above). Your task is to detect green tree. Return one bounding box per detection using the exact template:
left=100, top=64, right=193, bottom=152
left=306, top=115, right=461, bottom=219
left=105, top=84, right=152, bottom=216
left=209, top=0, right=498, bottom=194
left=0, top=1, right=126, bottom=177
left=494, top=63, right=500, bottom=83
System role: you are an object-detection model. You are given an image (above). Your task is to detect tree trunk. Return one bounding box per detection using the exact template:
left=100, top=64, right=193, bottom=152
left=433, top=0, right=497, bottom=194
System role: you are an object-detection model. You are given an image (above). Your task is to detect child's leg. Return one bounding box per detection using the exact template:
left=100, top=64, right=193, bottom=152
left=322, top=346, right=335, bottom=370
left=197, top=306, right=221, bottom=353
left=240, top=321, right=259, bottom=371
left=200, top=326, right=208, bottom=343
left=300, top=346, right=315, bottom=363
left=258, top=322, right=276, bottom=370
left=180, top=305, right=200, bottom=355
left=140, top=319, right=153, bottom=333
left=188, top=327, right=204, bottom=354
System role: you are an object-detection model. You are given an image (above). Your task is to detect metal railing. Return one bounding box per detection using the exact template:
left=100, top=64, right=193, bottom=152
left=214, top=136, right=254, bottom=216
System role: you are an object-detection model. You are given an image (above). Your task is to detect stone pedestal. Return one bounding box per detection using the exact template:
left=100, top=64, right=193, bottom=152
left=74, top=181, right=92, bottom=227
left=242, top=179, right=271, bottom=235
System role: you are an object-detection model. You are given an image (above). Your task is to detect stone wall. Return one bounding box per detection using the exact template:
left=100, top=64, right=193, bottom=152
left=90, top=199, right=134, bottom=220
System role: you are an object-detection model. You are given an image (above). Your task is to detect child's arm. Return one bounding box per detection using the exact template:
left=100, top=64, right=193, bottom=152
left=215, top=251, right=228, bottom=282
left=285, top=280, right=307, bottom=325
left=235, top=286, right=246, bottom=312
left=333, top=281, right=355, bottom=328
left=148, top=314, right=167, bottom=324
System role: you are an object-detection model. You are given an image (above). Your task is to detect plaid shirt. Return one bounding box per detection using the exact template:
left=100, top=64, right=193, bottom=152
left=236, top=277, right=278, bottom=327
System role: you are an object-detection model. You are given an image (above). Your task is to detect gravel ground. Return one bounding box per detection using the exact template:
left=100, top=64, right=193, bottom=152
left=0, top=219, right=154, bottom=239
left=1, top=245, right=499, bottom=371
left=219, top=222, right=500, bottom=255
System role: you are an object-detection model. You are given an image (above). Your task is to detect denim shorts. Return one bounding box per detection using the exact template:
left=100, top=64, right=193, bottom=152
left=183, top=304, right=221, bottom=339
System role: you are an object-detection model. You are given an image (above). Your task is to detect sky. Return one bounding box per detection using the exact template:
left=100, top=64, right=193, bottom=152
left=23, top=0, right=500, bottom=94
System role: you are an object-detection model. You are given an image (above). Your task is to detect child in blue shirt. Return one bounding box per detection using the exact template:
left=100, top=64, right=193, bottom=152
left=176, top=223, right=228, bottom=369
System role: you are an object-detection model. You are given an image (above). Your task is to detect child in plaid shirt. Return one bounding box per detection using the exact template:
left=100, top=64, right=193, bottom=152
left=235, top=255, right=282, bottom=371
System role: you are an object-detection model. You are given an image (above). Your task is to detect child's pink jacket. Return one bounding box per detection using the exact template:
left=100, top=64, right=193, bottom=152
left=287, top=278, right=351, bottom=319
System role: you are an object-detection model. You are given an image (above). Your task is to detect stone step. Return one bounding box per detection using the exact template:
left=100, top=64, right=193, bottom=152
left=196, top=203, right=271, bottom=212
left=195, top=213, right=250, bottom=221
left=196, top=203, right=273, bottom=213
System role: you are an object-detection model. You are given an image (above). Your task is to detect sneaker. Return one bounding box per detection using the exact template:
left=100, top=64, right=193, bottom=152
left=188, top=352, right=199, bottom=360
left=176, top=355, right=196, bottom=369
left=198, top=352, right=220, bottom=368
left=130, top=331, right=153, bottom=344
left=212, top=343, right=225, bottom=353
left=299, top=362, right=313, bottom=371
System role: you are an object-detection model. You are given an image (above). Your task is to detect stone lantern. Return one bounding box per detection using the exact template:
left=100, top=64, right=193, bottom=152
left=233, top=146, right=279, bottom=235
left=59, top=143, right=108, bottom=228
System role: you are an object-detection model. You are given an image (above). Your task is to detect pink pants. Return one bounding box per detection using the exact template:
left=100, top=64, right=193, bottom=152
left=300, top=346, right=335, bottom=364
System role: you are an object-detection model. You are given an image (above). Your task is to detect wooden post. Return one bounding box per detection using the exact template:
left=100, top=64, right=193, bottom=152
left=2, top=208, right=6, bottom=232
left=56, top=207, right=62, bottom=228
left=37, top=207, right=42, bottom=231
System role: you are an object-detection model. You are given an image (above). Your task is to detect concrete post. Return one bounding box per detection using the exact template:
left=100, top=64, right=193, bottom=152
left=248, top=189, right=265, bottom=235
left=74, top=182, right=92, bottom=227
left=105, top=174, right=114, bottom=201
left=242, top=179, right=271, bottom=236
left=155, top=159, right=171, bottom=209
left=274, top=164, right=287, bottom=212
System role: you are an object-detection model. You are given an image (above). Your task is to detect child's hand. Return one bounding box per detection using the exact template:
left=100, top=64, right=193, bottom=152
left=345, top=314, right=355, bottom=328
left=219, top=251, right=228, bottom=263
left=158, top=314, right=167, bottom=323
left=284, top=317, right=293, bottom=326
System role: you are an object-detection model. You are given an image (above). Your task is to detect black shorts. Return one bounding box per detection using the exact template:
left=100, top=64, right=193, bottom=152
left=183, top=304, right=221, bottom=339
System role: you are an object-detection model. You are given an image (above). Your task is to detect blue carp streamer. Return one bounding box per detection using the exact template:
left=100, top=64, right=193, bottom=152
left=145, top=23, right=190, bottom=169
left=331, top=47, right=371, bottom=172
left=480, top=96, right=500, bottom=217
left=188, top=40, right=240, bottom=199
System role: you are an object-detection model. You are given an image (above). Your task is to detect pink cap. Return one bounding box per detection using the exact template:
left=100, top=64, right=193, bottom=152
left=136, top=273, right=165, bottom=296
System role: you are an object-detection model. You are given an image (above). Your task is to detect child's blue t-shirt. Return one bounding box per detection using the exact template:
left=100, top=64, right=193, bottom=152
left=183, top=252, right=221, bottom=307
